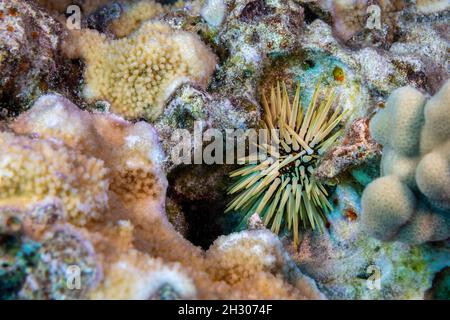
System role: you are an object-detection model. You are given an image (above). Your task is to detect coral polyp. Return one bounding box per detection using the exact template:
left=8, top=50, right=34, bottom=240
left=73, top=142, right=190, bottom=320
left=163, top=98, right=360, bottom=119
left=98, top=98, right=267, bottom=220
left=226, top=81, right=349, bottom=246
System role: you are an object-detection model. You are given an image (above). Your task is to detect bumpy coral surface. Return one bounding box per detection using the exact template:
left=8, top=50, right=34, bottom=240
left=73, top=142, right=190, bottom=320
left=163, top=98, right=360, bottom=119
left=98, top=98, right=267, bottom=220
left=0, top=95, right=323, bottom=300
left=109, top=0, right=170, bottom=37
left=1, top=0, right=449, bottom=301
left=0, top=131, right=109, bottom=225
left=64, top=21, right=217, bottom=121
left=362, top=79, right=450, bottom=244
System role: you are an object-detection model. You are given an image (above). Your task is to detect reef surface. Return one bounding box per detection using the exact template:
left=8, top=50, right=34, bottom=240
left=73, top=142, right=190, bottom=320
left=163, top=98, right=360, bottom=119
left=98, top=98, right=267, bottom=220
left=0, top=0, right=449, bottom=300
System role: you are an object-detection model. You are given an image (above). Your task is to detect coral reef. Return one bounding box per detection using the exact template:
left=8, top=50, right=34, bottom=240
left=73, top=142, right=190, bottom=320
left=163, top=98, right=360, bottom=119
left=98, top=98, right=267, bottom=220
left=0, top=0, right=71, bottom=114
left=1, top=0, right=449, bottom=301
left=63, top=21, right=217, bottom=121
left=0, top=95, right=324, bottom=299
left=227, top=81, right=349, bottom=247
left=361, top=79, right=450, bottom=244
left=290, top=183, right=450, bottom=299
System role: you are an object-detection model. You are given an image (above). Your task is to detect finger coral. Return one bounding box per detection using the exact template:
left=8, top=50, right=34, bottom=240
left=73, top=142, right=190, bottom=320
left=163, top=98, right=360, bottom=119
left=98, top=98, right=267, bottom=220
left=0, top=95, right=324, bottom=300
left=361, top=79, right=450, bottom=244
left=64, top=20, right=217, bottom=121
left=226, top=81, right=349, bottom=247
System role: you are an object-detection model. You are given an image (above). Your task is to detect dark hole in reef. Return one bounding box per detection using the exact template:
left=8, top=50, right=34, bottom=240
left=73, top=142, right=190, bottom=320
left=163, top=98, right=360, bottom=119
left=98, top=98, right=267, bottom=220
left=304, top=59, right=315, bottom=69
left=425, top=266, right=450, bottom=300
left=303, top=5, right=320, bottom=24
left=167, top=164, right=240, bottom=249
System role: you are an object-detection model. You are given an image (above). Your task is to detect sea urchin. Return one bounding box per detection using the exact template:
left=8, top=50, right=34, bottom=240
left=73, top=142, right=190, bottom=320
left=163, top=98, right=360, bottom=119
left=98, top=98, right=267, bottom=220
left=226, top=80, right=349, bottom=247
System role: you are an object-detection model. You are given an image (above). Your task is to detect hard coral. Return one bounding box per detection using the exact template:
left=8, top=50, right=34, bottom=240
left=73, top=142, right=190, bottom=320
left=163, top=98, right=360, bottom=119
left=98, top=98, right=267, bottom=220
left=4, top=94, right=166, bottom=225
left=64, top=21, right=217, bottom=121
left=0, top=95, right=324, bottom=300
left=0, top=131, right=109, bottom=226
left=361, top=79, right=450, bottom=244
left=416, top=0, right=450, bottom=13
left=109, top=0, right=170, bottom=38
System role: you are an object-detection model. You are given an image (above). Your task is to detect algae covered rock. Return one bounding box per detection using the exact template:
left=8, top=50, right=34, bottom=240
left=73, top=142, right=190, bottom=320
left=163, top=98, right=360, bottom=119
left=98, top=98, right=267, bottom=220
left=0, top=0, right=68, bottom=115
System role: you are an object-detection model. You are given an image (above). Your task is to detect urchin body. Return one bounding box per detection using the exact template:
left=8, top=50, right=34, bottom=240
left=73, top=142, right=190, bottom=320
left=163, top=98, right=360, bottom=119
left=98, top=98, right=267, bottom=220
left=227, top=81, right=348, bottom=247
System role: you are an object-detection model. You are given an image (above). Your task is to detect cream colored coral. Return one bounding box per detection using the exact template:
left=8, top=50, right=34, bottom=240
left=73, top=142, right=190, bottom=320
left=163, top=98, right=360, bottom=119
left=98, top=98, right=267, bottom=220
left=0, top=132, right=109, bottom=225
left=65, top=21, right=217, bottom=121
left=362, top=79, right=450, bottom=244
left=110, top=0, right=168, bottom=37
left=1, top=95, right=324, bottom=300
left=90, top=249, right=197, bottom=300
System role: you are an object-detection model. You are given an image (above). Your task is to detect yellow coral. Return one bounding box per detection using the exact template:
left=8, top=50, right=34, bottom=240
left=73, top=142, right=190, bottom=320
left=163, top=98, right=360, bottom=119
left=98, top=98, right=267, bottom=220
left=5, top=94, right=166, bottom=224
left=1, top=95, right=324, bottom=300
left=110, top=0, right=168, bottom=38
left=0, top=132, right=109, bottom=225
left=65, top=21, right=217, bottom=121
left=90, top=249, right=197, bottom=300
left=206, top=231, right=286, bottom=284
